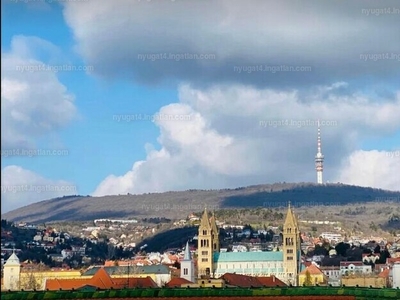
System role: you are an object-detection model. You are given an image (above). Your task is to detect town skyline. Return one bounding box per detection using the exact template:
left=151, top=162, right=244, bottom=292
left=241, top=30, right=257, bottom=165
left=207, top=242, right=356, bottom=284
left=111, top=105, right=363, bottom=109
left=1, top=1, right=399, bottom=213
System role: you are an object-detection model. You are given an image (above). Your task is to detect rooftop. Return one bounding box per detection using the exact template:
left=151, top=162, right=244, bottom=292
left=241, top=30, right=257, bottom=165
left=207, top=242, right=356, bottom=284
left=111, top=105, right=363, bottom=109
left=214, top=251, right=283, bottom=262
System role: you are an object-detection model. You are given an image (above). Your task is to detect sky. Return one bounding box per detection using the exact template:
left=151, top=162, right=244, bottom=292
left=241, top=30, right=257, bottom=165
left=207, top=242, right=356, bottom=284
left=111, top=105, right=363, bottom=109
left=1, top=0, right=399, bottom=213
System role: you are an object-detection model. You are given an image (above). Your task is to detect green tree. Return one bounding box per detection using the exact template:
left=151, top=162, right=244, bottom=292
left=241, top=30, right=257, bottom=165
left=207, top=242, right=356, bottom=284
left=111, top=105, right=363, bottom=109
left=304, top=270, right=313, bottom=286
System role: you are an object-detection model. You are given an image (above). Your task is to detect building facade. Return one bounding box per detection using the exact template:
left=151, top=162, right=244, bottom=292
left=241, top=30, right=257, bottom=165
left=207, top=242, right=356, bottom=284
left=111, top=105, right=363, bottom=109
left=3, top=251, right=20, bottom=290
left=180, top=241, right=195, bottom=283
left=393, top=263, right=400, bottom=288
left=197, top=204, right=301, bottom=285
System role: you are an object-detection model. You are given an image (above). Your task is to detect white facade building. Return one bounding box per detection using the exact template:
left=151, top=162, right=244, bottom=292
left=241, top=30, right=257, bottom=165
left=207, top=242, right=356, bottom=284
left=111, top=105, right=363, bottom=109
left=340, top=262, right=372, bottom=275
left=180, top=241, right=195, bottom=283
left=393, top=263, right=400, bottom=288
left=3, top=251, right=21, bottom=290
left=321, top=232, right=342, bottom=243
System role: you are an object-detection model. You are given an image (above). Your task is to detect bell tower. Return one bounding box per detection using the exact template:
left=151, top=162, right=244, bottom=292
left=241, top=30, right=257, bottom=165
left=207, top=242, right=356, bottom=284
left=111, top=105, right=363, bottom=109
left=210, top=211, right=220, bottom=252
left=283, top=202, right=301, bottom=286
left=197, top=208, right=213, bottom=278
left=181, top=241, right=195, bottom=283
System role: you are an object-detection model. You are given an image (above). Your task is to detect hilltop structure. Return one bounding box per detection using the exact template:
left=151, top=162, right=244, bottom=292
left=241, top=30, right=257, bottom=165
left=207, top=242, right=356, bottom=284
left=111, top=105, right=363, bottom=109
left=197, top=204, right=301, bottom=285
left=315, top=120, right=324, bottom=184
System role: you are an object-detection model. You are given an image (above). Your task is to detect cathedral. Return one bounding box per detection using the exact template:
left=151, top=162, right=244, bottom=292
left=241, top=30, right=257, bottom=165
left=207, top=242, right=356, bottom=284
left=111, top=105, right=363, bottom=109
left=197, top=204, right=301, bottom=286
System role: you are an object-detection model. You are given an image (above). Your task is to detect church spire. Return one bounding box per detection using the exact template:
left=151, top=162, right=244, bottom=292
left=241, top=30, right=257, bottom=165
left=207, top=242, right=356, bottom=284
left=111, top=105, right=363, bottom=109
left=200, top=207, right=211, bottom=229
left=284, top=201, right=297, bottom=228
left=183, top=240, right=191, bottom=260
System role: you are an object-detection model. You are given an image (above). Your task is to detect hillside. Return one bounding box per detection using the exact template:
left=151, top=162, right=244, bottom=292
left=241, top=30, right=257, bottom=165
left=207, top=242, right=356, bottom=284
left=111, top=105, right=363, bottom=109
left=2, top=182, right=399, bottom=223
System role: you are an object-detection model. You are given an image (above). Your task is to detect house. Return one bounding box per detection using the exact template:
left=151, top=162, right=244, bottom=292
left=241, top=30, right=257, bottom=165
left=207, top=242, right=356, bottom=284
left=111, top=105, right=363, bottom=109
left=81, top=265, right=171, bottom=287
left=2, top=252, right=82, bottom=291
left=220, top=273, right=287, bottom=287
left=320, top=266, right=341, bottom=286
left=341, top=273, right=387, bottom=288
left=340, top=261, right=372, bottom=275
left=165, top=277, right=193, bottom=288
left=298, top=264, right=327, bottom=286
left=48, top=254, right=64, bottom=263
left=45, top=267, right=158, bottom=290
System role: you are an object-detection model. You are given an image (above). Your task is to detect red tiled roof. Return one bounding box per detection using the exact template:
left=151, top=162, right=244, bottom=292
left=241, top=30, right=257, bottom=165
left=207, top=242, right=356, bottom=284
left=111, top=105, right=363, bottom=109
left=220, top=273, right=264, bottom=288
left=300, top=264, right=324, bottom=276
left=45, top=267, right=157, bottom=290
left=387, top=257, right=400, bottom=265
left=165, top=277, right=193, bottom=287
left=378, top=269, right=390, bottom=278
left=112, top=276, right=158, bottom=288
left=256, top=276, right=287, bottom=287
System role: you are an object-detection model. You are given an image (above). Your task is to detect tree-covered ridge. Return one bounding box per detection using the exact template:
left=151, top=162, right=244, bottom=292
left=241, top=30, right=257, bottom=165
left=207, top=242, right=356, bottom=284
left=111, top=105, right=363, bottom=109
left=2, top=183, right=399, bottom=223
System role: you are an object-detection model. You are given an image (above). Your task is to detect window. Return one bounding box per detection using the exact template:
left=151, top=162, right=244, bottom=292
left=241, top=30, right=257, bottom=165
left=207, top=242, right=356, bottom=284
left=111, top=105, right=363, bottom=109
left=203, top=230, right=207, bottom=235
left=287, top=256, right=293, bottom=261
left=184, top=268, right=188, bottom=275
left=202, top=251, right=208, bottom=255
left=287, top=249, right=293, bottom=254
left=202, top=258, right=208, bottom=262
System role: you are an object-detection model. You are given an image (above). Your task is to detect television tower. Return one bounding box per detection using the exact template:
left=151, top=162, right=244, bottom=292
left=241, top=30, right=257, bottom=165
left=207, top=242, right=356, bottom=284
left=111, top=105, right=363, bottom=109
left=315, top=120, right=324, bottom=184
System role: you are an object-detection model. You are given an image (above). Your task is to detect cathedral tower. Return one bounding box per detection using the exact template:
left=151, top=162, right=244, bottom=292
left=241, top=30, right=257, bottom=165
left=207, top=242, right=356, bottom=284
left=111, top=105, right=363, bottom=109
left=197, top=208, right=214, bottom=278
left=282, top=203, right=301, bottom=286
left=210, top=211, right=220, bottom=252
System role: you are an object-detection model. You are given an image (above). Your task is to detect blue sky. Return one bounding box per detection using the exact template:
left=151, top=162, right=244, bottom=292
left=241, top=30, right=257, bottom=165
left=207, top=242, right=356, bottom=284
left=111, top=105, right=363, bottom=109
left=2, top=1, right=176, bottom=194
left=1, top=0, right=399, bottom=213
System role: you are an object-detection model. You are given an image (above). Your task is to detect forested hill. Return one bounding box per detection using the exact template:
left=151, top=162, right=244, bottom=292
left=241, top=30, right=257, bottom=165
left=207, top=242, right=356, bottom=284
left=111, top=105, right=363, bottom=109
left=2, top=182, right=399, bottom=223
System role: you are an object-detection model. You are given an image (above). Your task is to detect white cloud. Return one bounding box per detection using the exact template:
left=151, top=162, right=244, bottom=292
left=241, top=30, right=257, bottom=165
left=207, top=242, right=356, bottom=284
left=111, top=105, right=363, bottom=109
left=94, top=84, right=400, bottom=196
left=1, top=36, right=76, bottom=149
left=62, top=0, right=400, bottom=87
left=335, top=150, right=400, bottom=191
left=1, top=166, right=78, bottom=213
